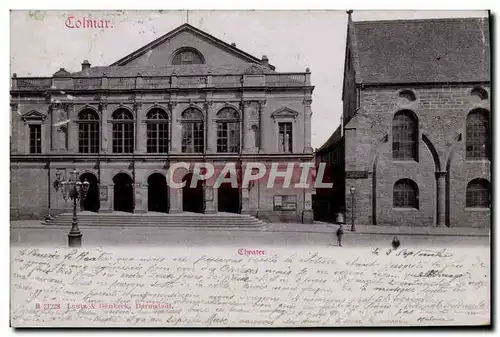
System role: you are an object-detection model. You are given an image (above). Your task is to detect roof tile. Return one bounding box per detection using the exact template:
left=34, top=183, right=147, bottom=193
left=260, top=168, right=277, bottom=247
left=351, top=18, right=490, bottom=84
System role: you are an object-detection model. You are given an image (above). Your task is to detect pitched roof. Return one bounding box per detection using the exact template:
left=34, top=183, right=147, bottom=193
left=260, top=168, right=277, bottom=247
left=110, top=23, right=275, bottom=70
left=350, top=17, right=490, bottom=84
left=70, top=63, right=276, bottom=77
left=317, top=125, right=342, bottom=153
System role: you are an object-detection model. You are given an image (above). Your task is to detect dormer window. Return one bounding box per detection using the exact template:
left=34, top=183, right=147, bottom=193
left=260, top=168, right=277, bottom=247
left=171, top=48, right=205, bottom=65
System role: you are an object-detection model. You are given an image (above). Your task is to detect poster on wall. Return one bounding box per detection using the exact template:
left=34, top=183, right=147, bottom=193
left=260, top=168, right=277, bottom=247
left=99, top=185, right=108, bottom=201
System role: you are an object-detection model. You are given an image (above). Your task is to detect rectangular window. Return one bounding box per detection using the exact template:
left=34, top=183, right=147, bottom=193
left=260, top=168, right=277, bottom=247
left=217, top=122, right=240, bottom=153
left=112, top=123, right=134, bottom=153
left=29, top=124, right=41, bottom=154
left=147, top=123, right=169, bottom=153
left=274, top=195, right=297, bottom=211
left=78, top=123, right=99, bottom=153
left=278, top=122, right=293, bottom=153
left=182, top=122, right=204, bottom=153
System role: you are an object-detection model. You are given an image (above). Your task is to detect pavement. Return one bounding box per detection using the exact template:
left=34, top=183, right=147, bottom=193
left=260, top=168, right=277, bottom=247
left=267, top=222, right=490, bottom=237
left=11, top=220, right=490, bottom=237
left=10, top=220, right=490, bottom=248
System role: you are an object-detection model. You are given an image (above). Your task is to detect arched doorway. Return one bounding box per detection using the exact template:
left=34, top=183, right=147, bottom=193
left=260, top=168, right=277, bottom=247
left=182, top=173, right=204, bottom=213
left=113, top=173, right=134, bottom=213
left=218, top=183, right=240, bottom=213
left=80, top=172, right=100, bottom=212
left=148, top=173, right=168, bottom=213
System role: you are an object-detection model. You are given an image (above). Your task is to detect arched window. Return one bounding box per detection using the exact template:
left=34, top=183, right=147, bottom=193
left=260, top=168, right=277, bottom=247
left=78, top=109, right=99, bottom=153
left=216, top=107, right=240, bottom=153
left=181, top=108, right=204, bottom=153
left=112, top=109, right=134, bottom=153
left=146, top=108, right=169, bottom=153
left=466, top=109, right=489, bottom=159
left=171, top=48, right=205, bottom=65
left=398, top=89, right=416, bottom=102
left=392, top=110, right=418, bottom=160
left=471, top=87, right=488, bottom=100
left=466, top=179, right=490, bottom=208
left=393, top=179, right=419, bottom=209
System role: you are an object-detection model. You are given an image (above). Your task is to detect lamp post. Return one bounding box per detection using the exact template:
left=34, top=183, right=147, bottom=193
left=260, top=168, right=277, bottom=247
left=60, top=169, right=89, bottom=247
left=350, top=186, right=356, bottom=232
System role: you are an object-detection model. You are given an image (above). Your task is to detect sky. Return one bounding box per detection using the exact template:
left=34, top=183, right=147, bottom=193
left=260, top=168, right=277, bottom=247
left=10, top=10, right=488, bottom=149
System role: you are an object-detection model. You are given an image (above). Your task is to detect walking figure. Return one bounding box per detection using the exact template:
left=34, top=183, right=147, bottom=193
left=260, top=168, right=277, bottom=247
left=336, top=224, right=344, bottom=247
left=335, top=212, right=345, bottom=247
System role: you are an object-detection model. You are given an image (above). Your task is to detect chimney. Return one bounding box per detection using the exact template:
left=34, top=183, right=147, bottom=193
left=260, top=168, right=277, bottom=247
left=230, top=43, right=236, bottom=47
left=81, top=60, right=91, bottom=71
left=261, top=55, right=269, bottom=67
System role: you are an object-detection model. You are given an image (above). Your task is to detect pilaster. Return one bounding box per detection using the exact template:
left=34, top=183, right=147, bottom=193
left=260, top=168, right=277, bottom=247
left=204, top=185, right=216, bottom=214
left=99, top=102, right=109, bottom=153
left=133, top=183, right=146, bottom=213
left=303, top=99, right=313, bottom=153
left=107, top=183, right=115, bottom=212
left=302, top=190, right=314, bottom=223
left=241, top=167, right=258, bottom=215
left=242, top=101, right=252, bottom=152
left=205, top=101, right=215, bottom=154
left=169, top=101, right=181, bottom=153
left=258, top=100, right=267, bottom=153
left=169, top=185, right=182, bottom=213
left=135, top=102, right=145, bottom=153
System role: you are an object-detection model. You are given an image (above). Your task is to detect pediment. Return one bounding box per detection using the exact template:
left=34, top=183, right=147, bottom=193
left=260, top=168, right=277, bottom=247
left=111, top=24, right=275, bottom=70
left=21, top=110, right=47, bottom=122
left=271, top=107, right=299, bottom=120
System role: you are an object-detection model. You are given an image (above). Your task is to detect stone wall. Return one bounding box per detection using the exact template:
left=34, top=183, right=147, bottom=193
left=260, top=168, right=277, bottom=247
left=344, top=84, right=491, bottom=227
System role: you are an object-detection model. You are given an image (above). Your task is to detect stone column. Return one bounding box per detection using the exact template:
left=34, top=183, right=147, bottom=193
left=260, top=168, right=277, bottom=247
left=169, top=101, right=180, bottom=153
left=436, top=171, right=447, bottom=227
left=100, top=102, right=109, bottom=153
left=205, top=101, right=215, bottom=154
left=303, top=99, right=313, bottom=153
left=169, top=185, right=182, bottom=213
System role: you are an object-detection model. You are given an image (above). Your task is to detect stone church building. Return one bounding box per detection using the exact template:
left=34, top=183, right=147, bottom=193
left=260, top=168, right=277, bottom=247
left=318, top=15, right=491, bottom=227
left=10, top=23, right=315, bottom=223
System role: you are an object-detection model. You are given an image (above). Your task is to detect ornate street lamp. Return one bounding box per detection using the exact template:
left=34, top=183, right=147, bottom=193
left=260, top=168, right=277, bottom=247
left=350, top=186, right=356, bottom=232
left=60, top=169, right=90, bottom=247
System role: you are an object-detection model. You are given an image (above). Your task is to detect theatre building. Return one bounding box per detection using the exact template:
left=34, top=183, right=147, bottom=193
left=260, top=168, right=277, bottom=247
left=10, top=23, right=315, bottom=223
left=320, top=15, right=491, bottom=227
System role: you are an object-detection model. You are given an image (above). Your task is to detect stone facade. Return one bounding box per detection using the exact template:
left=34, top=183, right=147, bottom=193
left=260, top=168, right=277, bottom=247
left=10, top=24, right=315, bottom=223
left=344, top=85, right=491, bottom=228
left=317, top=16, right=491, bottom=228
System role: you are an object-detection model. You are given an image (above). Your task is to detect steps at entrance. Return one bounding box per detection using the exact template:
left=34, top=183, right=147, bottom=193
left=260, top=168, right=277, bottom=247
left=44, top=211, right=267, bottom=229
